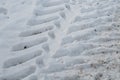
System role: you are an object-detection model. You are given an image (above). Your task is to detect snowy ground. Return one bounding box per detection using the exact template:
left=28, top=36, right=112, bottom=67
left=0, top=0, right=120, bottom=80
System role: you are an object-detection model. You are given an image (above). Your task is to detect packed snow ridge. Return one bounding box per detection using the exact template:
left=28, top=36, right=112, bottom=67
left=0, top=0, right=120, bottom=80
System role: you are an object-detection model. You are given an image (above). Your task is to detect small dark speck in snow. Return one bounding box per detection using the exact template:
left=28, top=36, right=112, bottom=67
left=94, top=29, right=97, bottom=32
left=24, top=46, right=27, bottom=49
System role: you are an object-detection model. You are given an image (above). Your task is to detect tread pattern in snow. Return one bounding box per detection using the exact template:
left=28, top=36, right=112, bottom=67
left=0, top=0, right=120, bottom=80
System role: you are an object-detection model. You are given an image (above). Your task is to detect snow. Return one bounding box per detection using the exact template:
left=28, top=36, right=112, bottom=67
left=0, top=0, right=35, bottom=73
left=0, top=0, right=120, bottom=80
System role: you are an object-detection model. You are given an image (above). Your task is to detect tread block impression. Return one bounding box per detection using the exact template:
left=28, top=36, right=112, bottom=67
left=0, top=66, right=36, bottom=80
left=20, top=26, right=54, bottom=37
left=3, top=50, right=42, bottom=68
left=12, top=37, right=48, bottom=51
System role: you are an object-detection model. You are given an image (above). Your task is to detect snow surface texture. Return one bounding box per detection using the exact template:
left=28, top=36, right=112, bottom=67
left=0, top=0, right=120, bottom=80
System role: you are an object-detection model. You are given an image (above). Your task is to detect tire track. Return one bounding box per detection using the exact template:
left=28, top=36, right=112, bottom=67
left=1, top=0, right=120, bottom=80
left=39, top=0, right=120, bottom=80
left=1, top=0, right=72, bottom=80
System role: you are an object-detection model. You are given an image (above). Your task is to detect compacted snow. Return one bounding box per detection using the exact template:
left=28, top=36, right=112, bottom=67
left=0, top=0, right=120, bottom=80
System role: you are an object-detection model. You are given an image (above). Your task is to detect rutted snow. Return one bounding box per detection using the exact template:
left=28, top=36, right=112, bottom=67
left=0, top=0, right=120, bottom=80
left=0, top=0, right=36, bottom=72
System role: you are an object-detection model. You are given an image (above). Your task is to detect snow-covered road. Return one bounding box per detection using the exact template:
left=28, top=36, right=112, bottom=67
left=0, top=0, right=120, bottom=80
